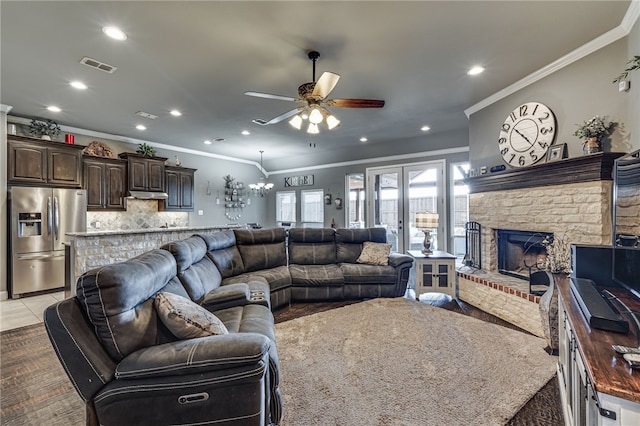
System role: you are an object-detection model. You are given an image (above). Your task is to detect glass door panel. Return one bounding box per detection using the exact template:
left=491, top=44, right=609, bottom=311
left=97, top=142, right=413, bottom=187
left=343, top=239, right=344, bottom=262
left=366, top=167, right=402, bottom=252
left=366, top=161, right=445, bottom=253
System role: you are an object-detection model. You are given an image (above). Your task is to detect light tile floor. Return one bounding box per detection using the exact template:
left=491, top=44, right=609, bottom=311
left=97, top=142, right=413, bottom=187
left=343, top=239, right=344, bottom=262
left=0, top=291, right=65, bottom=332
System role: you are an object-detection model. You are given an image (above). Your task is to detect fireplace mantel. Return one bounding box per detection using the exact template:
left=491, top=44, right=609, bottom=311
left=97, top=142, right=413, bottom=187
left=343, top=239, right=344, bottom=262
left=466, top=152, right=624, bottom=194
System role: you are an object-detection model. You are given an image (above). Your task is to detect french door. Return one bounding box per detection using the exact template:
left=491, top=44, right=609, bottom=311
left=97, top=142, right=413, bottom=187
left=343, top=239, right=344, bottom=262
left=366, top=161, right=445, bottom=253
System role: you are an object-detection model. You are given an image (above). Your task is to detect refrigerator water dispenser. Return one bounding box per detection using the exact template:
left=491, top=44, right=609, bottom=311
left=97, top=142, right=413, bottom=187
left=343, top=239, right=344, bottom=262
left=18, top=213, right=42, bottom=237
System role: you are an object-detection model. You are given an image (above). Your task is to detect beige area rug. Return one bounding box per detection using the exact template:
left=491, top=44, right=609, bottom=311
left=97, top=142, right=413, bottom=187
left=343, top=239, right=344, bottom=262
left=275, top=297, right=557, bottom=426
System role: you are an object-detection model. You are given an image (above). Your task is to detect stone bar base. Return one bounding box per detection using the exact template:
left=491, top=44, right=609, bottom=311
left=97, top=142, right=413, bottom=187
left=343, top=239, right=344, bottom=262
left=458, top=271, right=544, bottom=338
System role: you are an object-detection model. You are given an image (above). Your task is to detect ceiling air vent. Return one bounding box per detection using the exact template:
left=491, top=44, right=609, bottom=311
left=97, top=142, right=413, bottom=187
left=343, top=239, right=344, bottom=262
left=80, top=56, right=117, bottom=73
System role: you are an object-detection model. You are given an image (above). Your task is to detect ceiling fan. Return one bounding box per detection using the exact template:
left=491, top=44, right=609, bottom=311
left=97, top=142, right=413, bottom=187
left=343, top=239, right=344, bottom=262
left=245, top=51, right=385, bottom=133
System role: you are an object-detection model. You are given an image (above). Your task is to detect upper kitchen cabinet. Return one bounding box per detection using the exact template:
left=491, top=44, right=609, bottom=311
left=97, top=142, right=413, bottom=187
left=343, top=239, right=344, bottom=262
left=160, top=166, right=196, bottom=211
left=118, top=153, right=167, bottom=193
left=8, top=136, right=84, bottom=187
left=83, top=156, right=127, bottom=211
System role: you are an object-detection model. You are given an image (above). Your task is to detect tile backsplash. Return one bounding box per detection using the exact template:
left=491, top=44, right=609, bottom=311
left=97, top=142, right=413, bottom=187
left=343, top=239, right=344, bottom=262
left=86, top=199, right=188, bottom=230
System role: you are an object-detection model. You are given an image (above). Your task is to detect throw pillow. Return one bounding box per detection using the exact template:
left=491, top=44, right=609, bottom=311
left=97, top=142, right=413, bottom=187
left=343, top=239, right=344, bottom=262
left=356, top=241, right=392, bottom=266
left=155, top=291, right=229, bottom=339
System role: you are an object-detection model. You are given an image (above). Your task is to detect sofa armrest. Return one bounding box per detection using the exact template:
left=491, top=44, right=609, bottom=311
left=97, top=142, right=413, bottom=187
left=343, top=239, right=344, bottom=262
left=116, top=333, right=271, bottom=379
left=201, top=283, right=251, bottom=311
left=388, top=252, right=413, bottom=268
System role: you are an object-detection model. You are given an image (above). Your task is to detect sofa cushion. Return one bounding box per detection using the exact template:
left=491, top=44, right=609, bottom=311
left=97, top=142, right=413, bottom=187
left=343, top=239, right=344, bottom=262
left=356, top=241, right=392, bottom=266
left=336, top=228, right=388, bottom=263
left=155, top=292, right=229, bottom=339
left=198, top=231, right=246, bottom=279
left=289, top=264, right=344, bottom=286
left=162, top=236, right=223, bottom=303
left=288, top=228, right=337, bottom=265
left=234, top=229, right=287, bottom=272
left=76, top=249, right=187, bottom=361
left=339, top=263, right=397, bottom=284
left=224, top=266, right=291, bottom=292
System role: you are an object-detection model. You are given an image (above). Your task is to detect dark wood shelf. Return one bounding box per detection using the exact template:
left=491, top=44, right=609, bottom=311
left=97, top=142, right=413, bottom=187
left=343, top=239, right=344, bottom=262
left=466, top=152, right=625, bottom=194
left=557, top=276, right=640, bottom=403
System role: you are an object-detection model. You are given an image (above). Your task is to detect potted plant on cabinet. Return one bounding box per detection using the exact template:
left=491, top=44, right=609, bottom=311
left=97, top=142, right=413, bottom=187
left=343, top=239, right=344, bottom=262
left=573, top=115, right=614, bottom=155
left=28, top=118, right=61, bottom=140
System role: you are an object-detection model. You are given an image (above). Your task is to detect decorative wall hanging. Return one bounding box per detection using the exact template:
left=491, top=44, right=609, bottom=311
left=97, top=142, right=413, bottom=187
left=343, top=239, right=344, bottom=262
left=284, top=174, right=314, bottom=187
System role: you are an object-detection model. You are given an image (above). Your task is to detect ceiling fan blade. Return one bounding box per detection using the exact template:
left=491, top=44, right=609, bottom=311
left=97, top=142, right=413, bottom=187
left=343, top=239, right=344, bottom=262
left=244, top=91, right=296, bottom=102
left=326, top=98, right=385, bottom=108
left=312, top=72, right=340, bottom=99
left=265, top=107, right=305, bottom=125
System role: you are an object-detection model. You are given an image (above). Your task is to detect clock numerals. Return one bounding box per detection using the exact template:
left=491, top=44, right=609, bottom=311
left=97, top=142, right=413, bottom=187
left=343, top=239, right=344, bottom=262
left=518, top=156, right=526, bottom=166
left=500, top=146, right=510, bottom=156
left=529, top=150, right=538, bottom=162
left=538, top=141, right=549, bottom=149
left=501, top=123, right=511, bottom=132
left=499, top=137, right=507, bottom=145
left=519, top=104, right=528, bottom=117
left=532, top=104, right=539, bottom=115
left=509, top=112, right=517, bottom=122
left=540, top=126, right=554, bottom=135
left=537, top=112, right=550, bottom=123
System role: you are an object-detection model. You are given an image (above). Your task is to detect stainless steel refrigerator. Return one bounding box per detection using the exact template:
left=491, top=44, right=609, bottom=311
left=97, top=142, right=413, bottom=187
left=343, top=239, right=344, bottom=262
left=9, top=187, right=87, bottom=298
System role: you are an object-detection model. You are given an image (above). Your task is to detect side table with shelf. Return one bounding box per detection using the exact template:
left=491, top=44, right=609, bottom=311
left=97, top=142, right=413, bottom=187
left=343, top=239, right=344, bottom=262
left=408, top=250, right=457, bottom=299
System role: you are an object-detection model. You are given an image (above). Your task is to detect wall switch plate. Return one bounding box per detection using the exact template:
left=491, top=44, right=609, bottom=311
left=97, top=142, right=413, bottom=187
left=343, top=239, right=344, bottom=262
left=198, top=210, right=204, bottom=215
left=619, top=80, right=630, bottom=92
left=95, top=221, right=101, bottom=229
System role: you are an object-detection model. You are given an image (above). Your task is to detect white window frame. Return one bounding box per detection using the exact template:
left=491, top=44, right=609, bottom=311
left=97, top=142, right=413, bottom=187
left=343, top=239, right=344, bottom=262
left=301, top=189, right=324, bottom=228
left=276, top=190, right=296, bottom=227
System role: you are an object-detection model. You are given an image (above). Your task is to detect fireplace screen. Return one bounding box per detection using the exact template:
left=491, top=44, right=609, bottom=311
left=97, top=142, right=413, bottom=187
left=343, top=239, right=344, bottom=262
left=497, top=229, right=552, bottom=280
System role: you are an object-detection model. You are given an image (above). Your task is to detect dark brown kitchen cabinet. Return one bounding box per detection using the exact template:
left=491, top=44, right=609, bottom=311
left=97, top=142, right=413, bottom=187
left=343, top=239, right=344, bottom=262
left=160, top=166, right=196, bottom=211
left=83, top=156, right=127, bottom=211
left=7, top=136, right=84, bottom=187
left=118, top=153, right=167, bottom=192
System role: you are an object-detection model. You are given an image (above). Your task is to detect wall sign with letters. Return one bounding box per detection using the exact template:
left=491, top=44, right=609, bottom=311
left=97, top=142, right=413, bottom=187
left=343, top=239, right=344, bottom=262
left=284, top=175, right=314, bottom=187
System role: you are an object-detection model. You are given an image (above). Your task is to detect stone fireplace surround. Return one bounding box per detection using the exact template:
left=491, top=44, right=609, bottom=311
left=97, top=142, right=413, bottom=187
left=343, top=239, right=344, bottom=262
left=458, top=152, right=622, bottom=336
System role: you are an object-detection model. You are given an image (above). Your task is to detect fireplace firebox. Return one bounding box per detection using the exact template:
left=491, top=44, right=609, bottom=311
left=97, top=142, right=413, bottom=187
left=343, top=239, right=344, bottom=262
left=497, top=229, right=553, bottom=280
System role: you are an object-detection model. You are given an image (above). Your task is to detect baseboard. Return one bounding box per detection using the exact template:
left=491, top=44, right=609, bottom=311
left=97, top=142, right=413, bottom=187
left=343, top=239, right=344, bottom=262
left=0, top=290, right=8, bottom=301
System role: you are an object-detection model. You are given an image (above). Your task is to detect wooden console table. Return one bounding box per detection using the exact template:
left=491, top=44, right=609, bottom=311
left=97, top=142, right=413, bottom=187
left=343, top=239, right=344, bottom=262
left=556, top=276, right=640, bottom=425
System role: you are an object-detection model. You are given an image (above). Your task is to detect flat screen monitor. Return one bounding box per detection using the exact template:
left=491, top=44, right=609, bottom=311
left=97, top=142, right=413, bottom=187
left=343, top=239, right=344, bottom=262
left=612, top=149, right=640, bottom=298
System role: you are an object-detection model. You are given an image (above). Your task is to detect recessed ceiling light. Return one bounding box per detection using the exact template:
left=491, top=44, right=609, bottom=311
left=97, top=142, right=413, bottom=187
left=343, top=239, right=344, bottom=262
left=203, top=140, right=212, bottom=145
left=170, top=109, right=182, bottom=117
left=102, top=26, right=127, bottom=41
left=135, top=124, right=146, bottom=131
left=47, top=106, right=61, bottom=112
left=467, top=66, right=485, bottom=76
left=421, top=125, right=431, bottom=132
left=360, top=137, right=368, bottom=143
left=70, top=81, right=87, bottom=90
left=241, top=130, right=250, bottom=136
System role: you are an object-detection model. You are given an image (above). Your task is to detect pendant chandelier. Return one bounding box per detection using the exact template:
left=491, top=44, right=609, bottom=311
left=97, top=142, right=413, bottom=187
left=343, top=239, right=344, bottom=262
left=249, top=150, right=274, bottom=197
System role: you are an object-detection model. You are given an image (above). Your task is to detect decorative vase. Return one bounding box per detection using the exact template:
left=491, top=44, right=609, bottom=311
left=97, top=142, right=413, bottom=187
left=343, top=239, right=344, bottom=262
left=582, top=137, right=601, bottom=155
left=538, top=271, right=559, bottom=353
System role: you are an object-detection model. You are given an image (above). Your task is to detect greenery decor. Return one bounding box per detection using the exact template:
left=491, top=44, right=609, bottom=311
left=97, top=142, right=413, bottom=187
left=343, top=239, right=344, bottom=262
left=613, top=55, right=640, bottom=83
left=572, top=115, right=614, bottom=141
left=136, top=143, right=156, bottom=157
left=28, top=118, right=61, bottom=138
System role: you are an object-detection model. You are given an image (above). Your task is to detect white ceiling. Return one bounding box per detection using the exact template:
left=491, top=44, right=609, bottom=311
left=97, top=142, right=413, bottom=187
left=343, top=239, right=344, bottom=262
left=0, top=1, right=632, bottom=170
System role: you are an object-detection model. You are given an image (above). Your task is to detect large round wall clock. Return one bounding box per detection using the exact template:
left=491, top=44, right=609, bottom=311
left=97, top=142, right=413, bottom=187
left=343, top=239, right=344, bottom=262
left=498, top=102, right=556, bottom=168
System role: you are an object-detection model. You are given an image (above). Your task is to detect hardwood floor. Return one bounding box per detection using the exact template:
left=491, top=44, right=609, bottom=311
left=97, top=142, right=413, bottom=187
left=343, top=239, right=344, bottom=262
left=273, top=293, right=564, bottom=425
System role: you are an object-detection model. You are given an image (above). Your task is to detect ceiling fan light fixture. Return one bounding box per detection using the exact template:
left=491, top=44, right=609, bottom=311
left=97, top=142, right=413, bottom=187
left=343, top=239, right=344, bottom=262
left=307, top=123, right=320, bottom=134
left=309, top=107, right=323, bottom=124
left=289, top=114, right=303, bottom=130
left=326, top=114, right=340, bottom=129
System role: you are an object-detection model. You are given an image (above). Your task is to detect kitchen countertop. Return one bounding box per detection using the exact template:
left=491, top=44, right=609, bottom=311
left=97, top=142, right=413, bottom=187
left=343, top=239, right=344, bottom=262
left=67, top=225, right=242, bottom=237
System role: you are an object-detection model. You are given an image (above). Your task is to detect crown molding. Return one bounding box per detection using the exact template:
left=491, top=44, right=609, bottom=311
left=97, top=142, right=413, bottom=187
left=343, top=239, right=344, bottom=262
left=465, top=0, right=639, bottom=118
left=268, top=146, right=469, bottom=176
left=0, top=104, right=13, bottom=114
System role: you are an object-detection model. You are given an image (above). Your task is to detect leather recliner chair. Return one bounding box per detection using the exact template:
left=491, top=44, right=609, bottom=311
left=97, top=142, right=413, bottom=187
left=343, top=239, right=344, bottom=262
left=44, top=248, right=281, bottom=426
